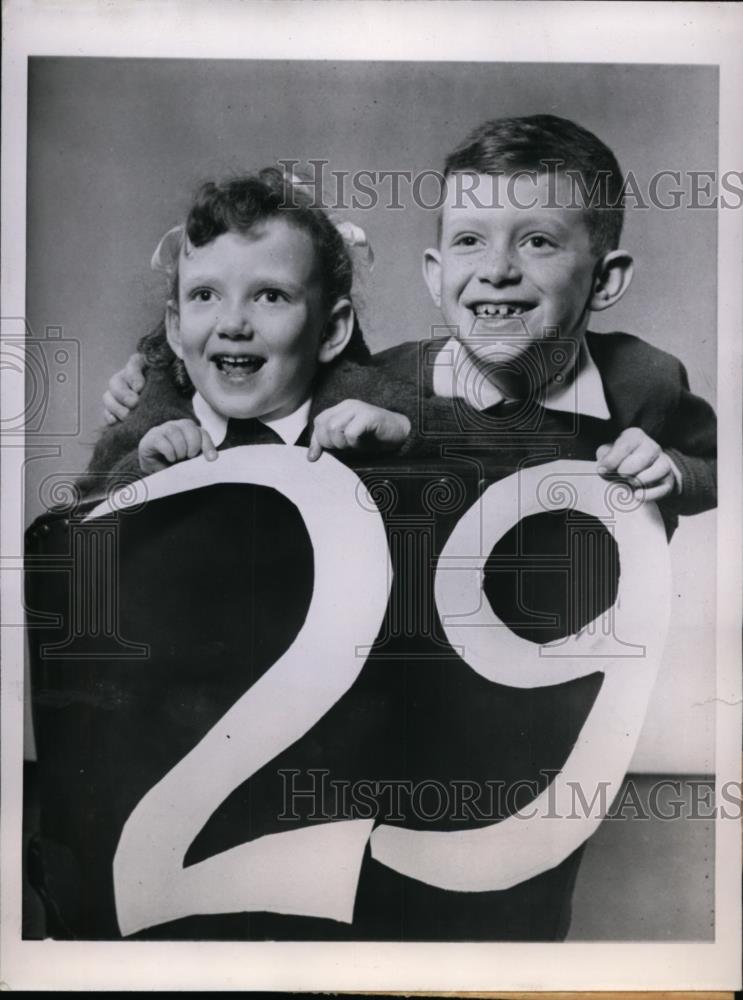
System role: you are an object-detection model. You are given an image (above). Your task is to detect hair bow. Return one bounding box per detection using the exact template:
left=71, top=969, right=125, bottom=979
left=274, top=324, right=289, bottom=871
left=150, top=225, right=184, bottom=278
left=334, top=220, right=375, bottom=269
left=284, top=170, right=375, bottom=271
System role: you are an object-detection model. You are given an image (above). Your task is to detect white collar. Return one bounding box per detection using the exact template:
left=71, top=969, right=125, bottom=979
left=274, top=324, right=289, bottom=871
left=432, top=337, right=611, bottom=420
left=192, top=393, right=312, bottom=446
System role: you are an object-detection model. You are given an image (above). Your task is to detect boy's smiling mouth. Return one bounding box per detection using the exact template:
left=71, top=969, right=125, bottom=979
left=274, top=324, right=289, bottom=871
left=471, top=301, right=535, bottom=319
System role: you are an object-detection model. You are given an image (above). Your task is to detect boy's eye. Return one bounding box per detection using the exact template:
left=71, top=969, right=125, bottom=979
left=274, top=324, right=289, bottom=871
left=257, top=289, right=289, bottom=304
left=452, top=234, right=481, bottom=248
left=523, top=234, right=557, bottom=250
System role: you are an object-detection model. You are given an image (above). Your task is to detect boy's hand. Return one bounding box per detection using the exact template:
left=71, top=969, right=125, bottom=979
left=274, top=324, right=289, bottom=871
left=307, top=400, right=411, bottom=462
left=596, top=427, right=680, bottom=501
left=139, top=419, right=218, bottom=473
left=103, top=352, right=146, bottom=424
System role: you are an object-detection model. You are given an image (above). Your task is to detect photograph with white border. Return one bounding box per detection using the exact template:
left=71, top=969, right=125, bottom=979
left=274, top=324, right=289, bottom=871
left=1, top=0, right=741, bottom=992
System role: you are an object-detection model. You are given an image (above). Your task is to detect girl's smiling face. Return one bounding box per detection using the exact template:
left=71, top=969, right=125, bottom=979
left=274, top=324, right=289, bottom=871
left=424, top=172, right=621, bottom=396
left=166, top=219, right=348, bottom=421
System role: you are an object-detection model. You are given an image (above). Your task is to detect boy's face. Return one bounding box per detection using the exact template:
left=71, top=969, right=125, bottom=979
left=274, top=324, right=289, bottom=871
left=424, top=171, right=601, bottom=394
left=166, top=220, right=330, bottom=421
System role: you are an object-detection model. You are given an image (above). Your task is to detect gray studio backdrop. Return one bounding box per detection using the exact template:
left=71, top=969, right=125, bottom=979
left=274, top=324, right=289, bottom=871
left=25, top=58, right=718, bottom=774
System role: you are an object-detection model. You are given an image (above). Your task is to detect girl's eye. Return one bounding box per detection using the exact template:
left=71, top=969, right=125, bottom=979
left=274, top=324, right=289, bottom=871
left=190, top=288, right=215, bottom=303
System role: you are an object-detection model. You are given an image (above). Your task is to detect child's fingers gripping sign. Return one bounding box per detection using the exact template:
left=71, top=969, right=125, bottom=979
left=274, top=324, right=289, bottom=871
left=307, top=401, right=359, bottom=462
left=139, top=419, right=217, bottom=473
left=307, top=400, right=411, bottom=462
left=596, top=426, right=678, bottom=501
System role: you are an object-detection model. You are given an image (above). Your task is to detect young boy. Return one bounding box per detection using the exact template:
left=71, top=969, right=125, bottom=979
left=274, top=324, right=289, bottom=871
left=359, top=115, right=715, bottom=540
left=387, top=115, right=716, bottom=517
left=105, top=115, right=716, bottom=531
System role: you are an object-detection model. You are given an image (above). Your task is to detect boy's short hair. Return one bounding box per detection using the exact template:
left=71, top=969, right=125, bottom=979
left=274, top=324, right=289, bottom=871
left=444, top=114, right=625, bottom=256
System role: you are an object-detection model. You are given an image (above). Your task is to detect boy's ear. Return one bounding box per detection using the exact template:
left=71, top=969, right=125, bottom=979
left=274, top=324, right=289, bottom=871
left=164, top=301, right=184, bottom=359
left=422, top=247, right=443, bottom=308
left=317, top=298, right=354, bottom=364
left=589, top=250, right=634, bottom=312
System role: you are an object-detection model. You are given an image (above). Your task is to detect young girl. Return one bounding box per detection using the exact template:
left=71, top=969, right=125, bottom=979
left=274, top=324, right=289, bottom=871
left=83, top=167, right=421, bottom=491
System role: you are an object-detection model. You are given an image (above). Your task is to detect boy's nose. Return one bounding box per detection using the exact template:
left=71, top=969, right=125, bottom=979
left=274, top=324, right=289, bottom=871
left=478, top=246, right=521, bottom=285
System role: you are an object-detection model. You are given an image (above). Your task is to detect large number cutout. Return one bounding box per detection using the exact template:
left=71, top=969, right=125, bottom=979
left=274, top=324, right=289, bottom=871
left=370, top=460, right=671, bottom=891
left=86, top=454, right=671, bottom=927
left=86, top=447, right=391, bottom=936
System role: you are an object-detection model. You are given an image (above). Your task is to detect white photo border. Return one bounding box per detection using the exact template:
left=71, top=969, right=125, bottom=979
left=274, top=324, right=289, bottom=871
left=2, top=0, right=741, bottom=991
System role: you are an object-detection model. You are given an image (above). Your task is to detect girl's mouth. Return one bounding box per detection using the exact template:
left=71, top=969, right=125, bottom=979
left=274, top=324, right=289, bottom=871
left=212, top=354, right=266, bottom=377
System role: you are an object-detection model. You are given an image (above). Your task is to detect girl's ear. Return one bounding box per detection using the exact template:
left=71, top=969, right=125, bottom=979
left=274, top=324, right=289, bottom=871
left=164, top=300, right=184, bottom=359
left=589, top=250, right=634, bottom=312
left=318, top=298, right=355, bottom=364
left=422, top=247, right=443, bottom=308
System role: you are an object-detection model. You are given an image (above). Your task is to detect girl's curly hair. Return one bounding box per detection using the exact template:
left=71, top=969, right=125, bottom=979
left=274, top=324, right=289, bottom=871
left=140, top=167, right=371, bottom=394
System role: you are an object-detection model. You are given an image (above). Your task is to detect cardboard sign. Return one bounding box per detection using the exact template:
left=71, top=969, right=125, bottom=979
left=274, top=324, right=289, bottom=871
left=27, top=447, right=670, bottom=941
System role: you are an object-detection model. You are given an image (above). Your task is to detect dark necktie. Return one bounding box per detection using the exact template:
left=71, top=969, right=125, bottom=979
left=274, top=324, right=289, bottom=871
left=483, top=398, right=524, bottom=417
left=481, top=397, right=545, bottom=433
left=218, top=418, right=285, bottom=450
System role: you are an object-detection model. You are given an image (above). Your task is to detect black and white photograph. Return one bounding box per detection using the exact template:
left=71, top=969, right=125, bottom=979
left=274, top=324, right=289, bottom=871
left=1, top=1, right=741, bottom=991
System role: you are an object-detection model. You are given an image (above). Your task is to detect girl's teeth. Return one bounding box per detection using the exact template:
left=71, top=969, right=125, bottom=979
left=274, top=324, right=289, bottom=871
left=214, top=355, right=264, bottom=373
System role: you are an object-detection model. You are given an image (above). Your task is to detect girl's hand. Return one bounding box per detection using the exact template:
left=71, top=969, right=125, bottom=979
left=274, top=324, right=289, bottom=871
left=139, top=419, right=218, bottom=473
left=596, top=427, right=680, bottom=502
left=103, top=352, right=146, bottom=424
left=307, top=400, right=411, bottom=462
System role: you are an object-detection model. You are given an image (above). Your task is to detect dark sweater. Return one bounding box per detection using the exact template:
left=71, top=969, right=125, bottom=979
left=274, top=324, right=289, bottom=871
left=83, top=331, right=716, bottom=522
left=369, top=331, right=717, bottom=518
left=80, top=355, right=431, bottom=495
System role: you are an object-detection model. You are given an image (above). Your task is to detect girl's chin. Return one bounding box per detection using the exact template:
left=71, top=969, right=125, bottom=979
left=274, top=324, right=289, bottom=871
left=205, top=375, right=262, bottom=405
left=198, top=387, right=263, bottom=421
left=217, top=398, right=265, bottom=419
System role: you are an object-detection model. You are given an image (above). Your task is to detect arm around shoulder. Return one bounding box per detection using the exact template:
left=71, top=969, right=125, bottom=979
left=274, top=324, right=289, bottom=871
left=78, top=365, right=193, bottom=496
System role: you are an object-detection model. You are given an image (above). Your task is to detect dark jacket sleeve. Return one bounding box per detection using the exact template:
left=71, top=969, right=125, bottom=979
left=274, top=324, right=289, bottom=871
left=346, top=334, right=718, bottom=512
left=77, top=367, right=194, bottom=496
left=660, top=362, right=717, bottom=515
left=588, top=332, right=717, bottom=517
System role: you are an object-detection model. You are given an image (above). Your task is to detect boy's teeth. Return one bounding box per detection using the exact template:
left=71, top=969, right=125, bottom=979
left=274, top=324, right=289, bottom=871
left=474, top=303, right=525, bottom=318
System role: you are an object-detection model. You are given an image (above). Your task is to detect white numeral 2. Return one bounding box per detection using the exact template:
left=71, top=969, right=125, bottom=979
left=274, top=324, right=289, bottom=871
left=87, top=447, right=391, bottom=936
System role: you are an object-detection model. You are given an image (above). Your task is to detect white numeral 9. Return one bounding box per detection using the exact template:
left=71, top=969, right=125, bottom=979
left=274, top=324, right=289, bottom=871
left=370, top=460, right=671, bottom=890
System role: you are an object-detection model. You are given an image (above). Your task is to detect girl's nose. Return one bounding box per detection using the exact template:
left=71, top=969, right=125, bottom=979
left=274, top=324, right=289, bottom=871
left=215, top=302, right=252, bottom=337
